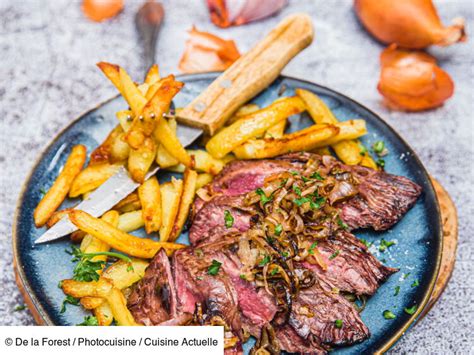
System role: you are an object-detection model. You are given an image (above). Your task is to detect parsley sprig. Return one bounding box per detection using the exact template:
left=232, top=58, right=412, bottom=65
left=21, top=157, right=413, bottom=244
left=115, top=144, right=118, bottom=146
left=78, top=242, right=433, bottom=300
left=77, top=315, right=99, bottom=326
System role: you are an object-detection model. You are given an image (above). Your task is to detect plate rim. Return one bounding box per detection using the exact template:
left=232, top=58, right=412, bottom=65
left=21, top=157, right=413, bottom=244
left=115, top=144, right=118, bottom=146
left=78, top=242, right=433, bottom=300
left=12, top=72, right=442, bottom=354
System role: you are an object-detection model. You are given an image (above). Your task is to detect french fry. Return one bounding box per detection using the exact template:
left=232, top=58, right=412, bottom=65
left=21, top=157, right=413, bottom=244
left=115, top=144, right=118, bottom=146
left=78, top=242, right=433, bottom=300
left=116, top=110, right=133, bottom=132
left=159, top=178, right=183, bottom=242
left=156, top=117, right=179, bottom=168
left=153, top=118, right=191, bottom=166
left=97, top=62, right=124, bottom=97
left=360, top=154, right=378, bottom=169
left=332, top=140, right=363, bottom=166
left=138, top=176, right=162, bottom=233
left=80, top=211, right=119, bottom=269
left=119, top=67, right=147, bottom=116
left=61, top=279, right=137, bottom=326
left=69, top=163, right=122, bottom=198
left=95, top=302, right=114, bottom=326
left=71, top=230, right=86, bottom=244
left=117, top=210, right=144, bottom=232
left=265, top=119, right=287, bottom=138
left=312, top=146, right=332, bottom=156
left=34, top=145, right=87, bottom=227
left=170, top=169, right=197, bottom=241
left=46, top=208, right=73, bottom=228
left=69, top=210, right=185, bottom=258
left=189, top=150, right=225, bottom=175
left=113, top=192, right=141, bottom=213
left=227, top=103, right=260, bottom=125
left=128, top=137, right=156, bottom=183
left=233, top=120, right=367, bottom=159
left=196, top=173, right=213, bottom=190
left=90, top=125, right=123, bottom=165
left=145, top=64, right=160, bottom=85
left=110, top=132, right=130, bottom=163
left=206, top=96, right=306, bottom=158
left=234, top=124, right=338, bottom=159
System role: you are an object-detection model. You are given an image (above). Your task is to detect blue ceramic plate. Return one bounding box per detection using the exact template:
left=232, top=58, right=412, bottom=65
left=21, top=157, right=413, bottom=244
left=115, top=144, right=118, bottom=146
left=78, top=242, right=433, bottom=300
left=13, top=73, right=442, bottom=353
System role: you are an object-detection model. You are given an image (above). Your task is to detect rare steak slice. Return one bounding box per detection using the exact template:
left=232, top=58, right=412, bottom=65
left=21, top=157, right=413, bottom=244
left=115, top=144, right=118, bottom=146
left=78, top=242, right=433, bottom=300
left=276, top=325, right=327, bottom=354
left=339, top=167, right=422, bottom=231
left=128, top=250, right=177, bottom=325
left=302, top=232, right=398, bottom=295
left=289, top=278, right=370, bottom=346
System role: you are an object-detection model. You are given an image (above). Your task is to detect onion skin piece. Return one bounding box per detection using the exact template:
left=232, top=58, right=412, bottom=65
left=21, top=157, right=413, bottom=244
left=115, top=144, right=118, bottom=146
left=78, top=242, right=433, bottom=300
left=377, top=45, right=454, bottom=111
left=82, top=0, right=124, bottom=22
left=354, top=0, right=466, bottom=49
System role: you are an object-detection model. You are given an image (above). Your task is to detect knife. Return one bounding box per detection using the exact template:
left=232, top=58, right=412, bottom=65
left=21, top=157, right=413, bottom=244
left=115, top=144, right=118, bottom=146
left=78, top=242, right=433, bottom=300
left=35, top=13, right=314, bottom=244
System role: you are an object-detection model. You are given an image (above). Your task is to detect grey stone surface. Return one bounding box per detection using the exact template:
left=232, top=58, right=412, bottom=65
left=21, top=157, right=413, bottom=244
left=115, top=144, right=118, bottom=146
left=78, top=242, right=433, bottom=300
left=0, top=0, right=472, bottom=353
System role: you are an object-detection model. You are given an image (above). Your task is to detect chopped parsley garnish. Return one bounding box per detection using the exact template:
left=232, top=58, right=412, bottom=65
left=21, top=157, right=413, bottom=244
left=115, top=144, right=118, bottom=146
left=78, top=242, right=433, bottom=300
left=224, top=210, right=234, bottom=228
left=207, top=260, right=222, bottom=276
left=337, top=217, right=349, bottom=230
left=373, top=141, right=385, bottom=154
left=310, top=171, right=324, bottom=181
left=256, top=188, right=273, bottom=205
left=411, top=279, right=419, bottom=288
left=308, top=242, right=318, bottom=255
left=60, top=295, right=79, bottom=313
left=259, top=255, right=271, bottom=266
left=281, top=251, right=289, bottom=258
left=274, top=224, right=283, bottom=236
left=290, top=171, right=299, bottom=176
left=329, top=250, right=340, bottom=260
left=294, top=197, right=310, bottom=206
left=292, top=185, right=302, bottom=196
left=394, top=286, right=400, bottom=296
left=383, top=310, right=396, bottom=319
left=402, top=272, right=411, bottom=280
left=310, top=196, right=326, bottom=209
left=14, top=305, right=26, bottom=312
left=239, top=274, right=247, bottom=280
left=379, top=239, right=395, bottom=252
left=359, top=145, right=368, bottom=156
left=301, top=175, right=310, bottom=183
left=39, top=188, right=47, bottom=195
left=376, top=158, right=385, bottom=168
left=270, top=267, right=279, bottom=276
left=360, top=239, right=373, bottom=248
left=404, top=305, right=418, bottom=315
left=334, top=319, right=343, bottom=328
left=279, top=178, right=288, bottom=187
left=77, top=316, right=99, bottom=326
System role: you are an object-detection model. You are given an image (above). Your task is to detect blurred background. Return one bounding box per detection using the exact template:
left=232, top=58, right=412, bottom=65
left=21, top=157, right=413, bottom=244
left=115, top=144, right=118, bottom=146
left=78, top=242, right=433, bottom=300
left=0, top=0, right=472, bottom=353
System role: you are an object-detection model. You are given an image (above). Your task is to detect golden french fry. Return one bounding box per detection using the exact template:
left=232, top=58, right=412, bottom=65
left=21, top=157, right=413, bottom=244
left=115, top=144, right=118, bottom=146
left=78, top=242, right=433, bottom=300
left=265, top=119, right=287, bottom=138
left=138, top=176, right=162, bottom=233
left=159, top=178, right=183, bottom=242
left=170, top=170, right=197, bottom=241
left=110, top=132, right=130, bottom=163
left=80, top=296, right=103, bottom=310
left=206, top=96, right=306, bottom=158
left=233, top=124, right=338, bottom=159
left=295, top=88, right=337, bottom=124
left=61, top=279, right=137, bottom=326
left=128, top=137, right=156, bottom=183
left=189, top=150, right=225, bottom=175
left=46, top=208, right=73, bottom=228
left=117, top=210, right=144, bottom=232
left=97, top=62, right=124, bottom=97
left=69, top=210, right=185, bottom=258
left=360, top=154, right=378, bottom=169
left=71, top=230, right=86, bottom=244
left=312, top=146, right=332, bottom=156
left=332, top=140, right=363, bottom=165
left=90, top=125, right=123, bottom=165
left=95, top=302, right=114, bottom=326
left=69, top=163, right=122, bottom=198
left=137, top=83, right=149, bottom=96
left=154, top=118, right=191, bottom=166
left=119, top=67, right=148, bottom=116
left=317, top=120, right=367, bottom=146
left=116, top=110, right=133, bottom=132
left=227, top=103, right=260, bottom=125
left=145, top=64, right=160, bottom=85
left=113, top=192, right=141, bottom=213
left=34, top=145, right=87, bottom=227
left=156, top=118, right=179, bottom=168
left=196, top=173, right=213, bottom=190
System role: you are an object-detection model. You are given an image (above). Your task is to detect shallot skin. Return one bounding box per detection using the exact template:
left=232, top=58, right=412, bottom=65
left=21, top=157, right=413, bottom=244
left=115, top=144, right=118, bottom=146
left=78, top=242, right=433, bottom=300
left=377, top=45, right=454, bottom=111
left=354, top=0, right=466, bottom=49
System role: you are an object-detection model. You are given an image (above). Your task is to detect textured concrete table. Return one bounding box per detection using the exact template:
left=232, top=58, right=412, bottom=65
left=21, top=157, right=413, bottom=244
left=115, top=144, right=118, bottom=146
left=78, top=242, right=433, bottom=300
left=0, top=0, right=472, bottom=353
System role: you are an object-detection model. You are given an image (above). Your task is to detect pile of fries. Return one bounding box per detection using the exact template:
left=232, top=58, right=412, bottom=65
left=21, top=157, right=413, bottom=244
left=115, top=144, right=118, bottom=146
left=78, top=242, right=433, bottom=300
left=33, top=63, right=378, bottom=326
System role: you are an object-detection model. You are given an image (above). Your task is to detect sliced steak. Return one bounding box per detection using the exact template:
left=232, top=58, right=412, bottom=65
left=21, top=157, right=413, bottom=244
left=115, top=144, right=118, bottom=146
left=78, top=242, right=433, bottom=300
left=302, top=232, right=398, bottom=295
left=128, top=250, right=177, bottom=325
left=339, top=167, right=422, bottom=231
left=277, top=325, right=327, bottom=354
left=289, top=278, right=370, bottom=346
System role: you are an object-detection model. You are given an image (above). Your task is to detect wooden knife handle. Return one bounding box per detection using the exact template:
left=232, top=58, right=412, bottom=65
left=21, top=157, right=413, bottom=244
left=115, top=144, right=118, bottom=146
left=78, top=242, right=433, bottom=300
left=178, top=13, right=314, bottom=135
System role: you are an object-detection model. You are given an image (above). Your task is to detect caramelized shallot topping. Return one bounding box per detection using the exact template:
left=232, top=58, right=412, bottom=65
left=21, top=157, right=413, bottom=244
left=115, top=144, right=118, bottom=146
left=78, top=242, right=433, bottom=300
left=354, top=0, right=466, bottom=49
left=82, top=0, right=123, bottom=22
left=377, top=45, right=454, bottom=111
left=178, top=27, right=241, bottom=73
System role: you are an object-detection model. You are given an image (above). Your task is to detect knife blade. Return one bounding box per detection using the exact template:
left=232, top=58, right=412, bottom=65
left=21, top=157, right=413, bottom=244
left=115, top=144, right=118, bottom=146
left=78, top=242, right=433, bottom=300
left=35, top=13, right=314, bottom=244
